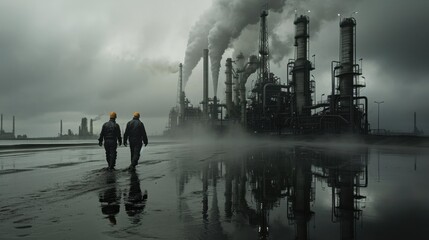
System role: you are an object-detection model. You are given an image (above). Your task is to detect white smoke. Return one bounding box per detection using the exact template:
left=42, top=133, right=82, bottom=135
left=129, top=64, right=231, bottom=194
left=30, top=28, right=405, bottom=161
left=140, top=59, right=180, bottom=74
left=182, top=7, right=217, bottom=86
left=92, top=113, right=103, bottom=122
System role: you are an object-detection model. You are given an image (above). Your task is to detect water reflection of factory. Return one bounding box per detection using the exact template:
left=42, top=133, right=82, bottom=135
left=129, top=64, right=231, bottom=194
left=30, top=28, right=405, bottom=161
left=166, top=10, right=369, bottom=136
left=177, top=146, right=368, bottom=239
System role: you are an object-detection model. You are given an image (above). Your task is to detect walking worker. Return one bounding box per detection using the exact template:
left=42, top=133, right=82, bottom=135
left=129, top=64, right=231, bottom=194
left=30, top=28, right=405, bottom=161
left=99, top=112, right=122, bottom=170
left=123, top=112, right=148, bottom=171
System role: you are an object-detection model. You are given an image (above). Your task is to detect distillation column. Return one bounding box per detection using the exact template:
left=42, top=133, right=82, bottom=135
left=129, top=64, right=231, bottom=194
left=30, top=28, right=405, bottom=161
left=225, top=58, right=233, bottom=118
left=338, top=18, right=356, bottom=111
left=292, top=15, right=313, bottom=116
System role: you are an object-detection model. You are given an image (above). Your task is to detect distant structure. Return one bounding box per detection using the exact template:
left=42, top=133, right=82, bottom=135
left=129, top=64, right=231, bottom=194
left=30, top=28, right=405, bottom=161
left=79, top=117, right=90, bottom=137
left=58, top=115, right=101, bottom=139
left=0, top=114, right=16, bottom=140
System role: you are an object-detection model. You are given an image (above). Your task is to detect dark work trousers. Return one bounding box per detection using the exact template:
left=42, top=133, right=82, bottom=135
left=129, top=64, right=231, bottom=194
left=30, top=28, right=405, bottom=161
left=104, top=139, right=118, bottom=169
left=129, top=141, right=143, bottom=167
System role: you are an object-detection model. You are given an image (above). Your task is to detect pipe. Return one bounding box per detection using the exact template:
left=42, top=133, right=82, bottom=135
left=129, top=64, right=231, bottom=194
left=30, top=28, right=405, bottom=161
left=203, top=49, right=209, bottom=118
left=331, top=61, right=341, bottom=113
left=225, top=58, right=233, bottom=118
left=354, top=96, right=368, bottom=133
left=286, top=60, right=294, bottom=86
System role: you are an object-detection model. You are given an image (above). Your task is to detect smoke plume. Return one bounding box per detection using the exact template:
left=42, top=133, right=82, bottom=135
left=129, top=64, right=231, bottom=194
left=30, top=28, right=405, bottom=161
left=182, top=0, right=286, bottom=92
left=182, top=8, right=217, bottom=86
left=92, top=114, right=103, bottom=121
left=140, top=59, right=180, bottom=74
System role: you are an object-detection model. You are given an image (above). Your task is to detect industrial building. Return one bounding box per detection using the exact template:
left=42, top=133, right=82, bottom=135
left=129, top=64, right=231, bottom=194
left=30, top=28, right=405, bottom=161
left=0, top=114, right=16, bottom=139
left=166, top=10, right=368, bottom=136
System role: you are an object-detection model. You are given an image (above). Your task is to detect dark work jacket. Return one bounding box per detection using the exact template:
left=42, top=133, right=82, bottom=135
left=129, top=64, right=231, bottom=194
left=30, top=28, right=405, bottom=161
left=124, top=118, right=148, bottom=145
left=99, top=119, right=122, bottom=143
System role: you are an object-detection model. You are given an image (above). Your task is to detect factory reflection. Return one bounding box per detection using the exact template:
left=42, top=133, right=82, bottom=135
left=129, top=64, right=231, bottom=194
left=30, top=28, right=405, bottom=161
left=177, top=147, right=368, bottom=239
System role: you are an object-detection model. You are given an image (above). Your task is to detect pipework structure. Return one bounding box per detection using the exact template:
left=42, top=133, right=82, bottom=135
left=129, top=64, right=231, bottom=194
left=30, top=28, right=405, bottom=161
left=330, top=17, right=367, bottom=133
left=165, top=11, right=369, bottom=136
left=245, top=9, right=291, bottom=133
left=165, top=62, right=203, bottom=136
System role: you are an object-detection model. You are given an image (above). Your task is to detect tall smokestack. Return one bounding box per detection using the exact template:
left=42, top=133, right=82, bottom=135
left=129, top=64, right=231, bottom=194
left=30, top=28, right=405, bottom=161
left=12, top=115, right=15, bottom=135
left=225, top=58, right=233, bottom=118
left=1, top=114, right=3, bottom=134
left=338, top=18, right=356, bottom=110
left=414, top=112, right=417, bottom=134
left=90, top=119, right=93, bottom=135
left=60, top=120, right=63, bottom=136
left=203, top=49, right=209, bottom=118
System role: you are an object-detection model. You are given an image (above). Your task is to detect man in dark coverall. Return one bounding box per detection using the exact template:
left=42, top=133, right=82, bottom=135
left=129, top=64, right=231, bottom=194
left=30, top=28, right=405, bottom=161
left=123, top=112, right=148, bottom=170
left=99, top=112, right=122, bottom=170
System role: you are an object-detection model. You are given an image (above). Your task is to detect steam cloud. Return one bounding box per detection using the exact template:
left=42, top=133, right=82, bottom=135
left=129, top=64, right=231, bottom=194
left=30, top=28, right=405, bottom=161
left=92, top=114, right=103, bottom=121
left=140, top=59, right=180, bottom=74
left=109, top=50, right=179, bottom=74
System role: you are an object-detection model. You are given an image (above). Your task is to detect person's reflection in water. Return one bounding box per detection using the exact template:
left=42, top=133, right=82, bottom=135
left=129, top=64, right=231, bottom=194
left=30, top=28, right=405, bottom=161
left=99, top=171, right=121, bottom=225
left=124, top=171, right=147, bottom=224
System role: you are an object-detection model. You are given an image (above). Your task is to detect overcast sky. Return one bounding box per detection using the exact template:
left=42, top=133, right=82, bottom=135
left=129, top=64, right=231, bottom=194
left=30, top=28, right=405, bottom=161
left=0, top=0, right=428, bottom=137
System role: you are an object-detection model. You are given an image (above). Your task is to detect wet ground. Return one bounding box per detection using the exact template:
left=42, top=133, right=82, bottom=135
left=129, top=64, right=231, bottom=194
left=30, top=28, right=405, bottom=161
left=1, top=139, right=429, bottom=239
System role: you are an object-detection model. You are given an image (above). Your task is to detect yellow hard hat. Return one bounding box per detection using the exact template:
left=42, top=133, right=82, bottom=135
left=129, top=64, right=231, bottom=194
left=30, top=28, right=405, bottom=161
left=133, top=112, right=140, bottom=118
left=109, top=112, right=117, bottom=119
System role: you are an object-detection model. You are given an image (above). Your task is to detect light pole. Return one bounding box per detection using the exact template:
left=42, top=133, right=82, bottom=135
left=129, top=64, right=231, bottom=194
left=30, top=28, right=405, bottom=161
left=374, top=101, right=384, bottom=134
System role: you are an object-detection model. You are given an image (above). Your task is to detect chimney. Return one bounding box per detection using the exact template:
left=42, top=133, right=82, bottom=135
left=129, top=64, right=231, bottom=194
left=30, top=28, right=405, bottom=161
left=1, top=114, right=3, bottom=134
left=60, top=120, right=63, bottom=136
left=414, top=112, right=417, bottom=134
left=203, top=49, right=209, bottom=118
left=12, top=116, right=15, bottom=135
left=90, top=119, right=93, bottom=135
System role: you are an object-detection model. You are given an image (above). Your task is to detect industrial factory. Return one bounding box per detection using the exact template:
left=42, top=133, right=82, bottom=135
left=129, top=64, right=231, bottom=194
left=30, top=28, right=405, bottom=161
left=58, top=116, right=101, bottom=139
left=165, top=10, right=368, bottom=136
